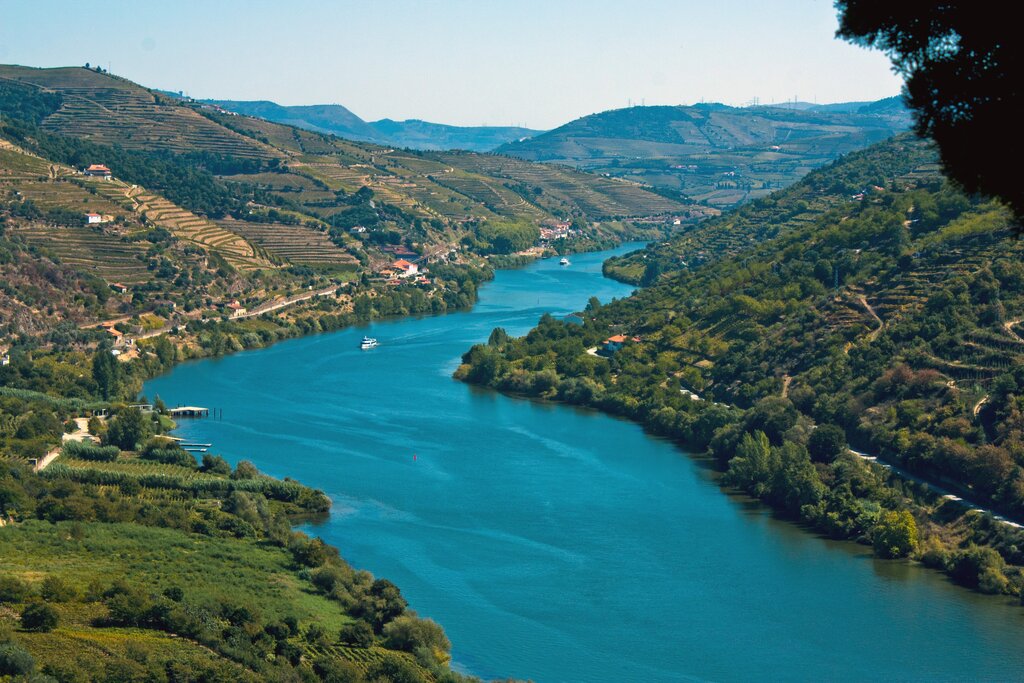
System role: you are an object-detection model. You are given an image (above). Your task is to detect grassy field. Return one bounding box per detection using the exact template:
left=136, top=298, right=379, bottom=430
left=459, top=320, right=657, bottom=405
left=0, top=519, right=355, bottom=679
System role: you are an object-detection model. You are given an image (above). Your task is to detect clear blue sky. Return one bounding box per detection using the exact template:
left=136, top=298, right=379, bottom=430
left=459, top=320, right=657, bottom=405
left=1, top=0, right=902, bottom=129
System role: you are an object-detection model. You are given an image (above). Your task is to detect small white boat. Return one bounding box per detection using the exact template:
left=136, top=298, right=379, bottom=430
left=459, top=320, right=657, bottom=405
left=360, top=336, right=379, bottom=350
left=559, top=257, right=570, bottom=266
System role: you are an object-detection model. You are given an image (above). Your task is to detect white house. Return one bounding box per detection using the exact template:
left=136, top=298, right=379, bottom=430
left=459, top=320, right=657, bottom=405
left=225, top=300, right=247, bottom=318
left=85, top=212, right=102, bottom=224
left=392, top=259, right=418, bottom=278
left=84, top=164, right=112, bottom=179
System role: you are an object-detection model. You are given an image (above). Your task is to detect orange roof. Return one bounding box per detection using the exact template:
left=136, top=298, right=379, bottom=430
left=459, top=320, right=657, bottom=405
left=606, top=334, right=628, bottom=343
left=393, top=259, right=415, bottom=269
left=86, top=164, right=111, bottom=172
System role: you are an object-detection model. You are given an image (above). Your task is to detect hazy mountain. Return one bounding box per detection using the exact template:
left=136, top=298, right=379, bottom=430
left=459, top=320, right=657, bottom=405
left=495, top=98, right=912, bottom=208
left=204, top=99, right=543, bottom=152
left=368, top=118, right=541, bottom=151
left=202, top=100, right=382, bottom=142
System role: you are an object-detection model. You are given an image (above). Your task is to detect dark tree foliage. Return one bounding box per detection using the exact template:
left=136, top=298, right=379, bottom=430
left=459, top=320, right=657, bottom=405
left=836, top=1, right=1023, bottom=222
left=21, top=602, right=59, bottom=632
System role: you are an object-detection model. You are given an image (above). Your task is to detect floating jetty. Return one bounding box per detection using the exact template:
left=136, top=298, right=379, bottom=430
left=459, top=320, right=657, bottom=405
left=169, top=406, right=210, bottom=418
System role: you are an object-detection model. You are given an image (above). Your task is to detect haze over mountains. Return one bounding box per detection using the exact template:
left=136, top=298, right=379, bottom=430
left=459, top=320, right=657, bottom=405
left=202, top=99, right=542, bottom=153
left=206, top=94, right=910, bottom=209
left=497, top=97, right=911, bottom=208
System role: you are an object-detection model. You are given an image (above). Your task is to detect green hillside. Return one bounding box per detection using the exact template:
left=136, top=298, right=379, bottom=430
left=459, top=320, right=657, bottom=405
left=0, top=64, right=688, bottom=346
left=497, top=100, right=911, bottom=208
left=458, top=134, right=1024, bottom=599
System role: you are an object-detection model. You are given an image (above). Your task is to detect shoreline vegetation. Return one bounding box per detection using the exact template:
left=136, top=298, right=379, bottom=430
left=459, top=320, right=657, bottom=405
left=455, top=136, right=1024, bottom=606
left=0, top=341, right=480, bottom=681
left=0, top=232, right=634, bottom=681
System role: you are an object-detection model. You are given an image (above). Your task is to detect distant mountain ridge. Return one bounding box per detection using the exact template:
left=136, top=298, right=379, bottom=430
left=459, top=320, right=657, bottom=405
left=203, top=99, right=543, bottom=152
left=495, top=97, right=912, bottom=208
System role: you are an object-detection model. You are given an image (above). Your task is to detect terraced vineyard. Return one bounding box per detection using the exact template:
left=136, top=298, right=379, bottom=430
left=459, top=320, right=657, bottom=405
left=303, top=645, right=422, bottom=676
left=429, top=150, right=686, bottom=217
left=7, top=223, right=152, bottom=283
left=0, top=66, right=279, bottom=159
left=0, top=142, right=52, bottom=180
left=135, top=192, right=272, bottom=271
left=219, top=218, right=359, bottom=267
left=12, top=177, right=128, bottom=216
left=58, top=457, right=215, bottom=480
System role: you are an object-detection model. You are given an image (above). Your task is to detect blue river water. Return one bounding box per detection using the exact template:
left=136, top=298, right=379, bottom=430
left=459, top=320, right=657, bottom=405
left=147, top=243, right=1024, bottom=682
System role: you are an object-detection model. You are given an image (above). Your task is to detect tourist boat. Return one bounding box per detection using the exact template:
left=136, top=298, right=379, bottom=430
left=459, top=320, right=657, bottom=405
left=360, top=336, right=379, bottom=350
left=560, top=257, right=570, bottom=266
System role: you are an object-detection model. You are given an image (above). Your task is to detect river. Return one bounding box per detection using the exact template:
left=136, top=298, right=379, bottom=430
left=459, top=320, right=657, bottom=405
left=146, top=243, right=1024, bottom=682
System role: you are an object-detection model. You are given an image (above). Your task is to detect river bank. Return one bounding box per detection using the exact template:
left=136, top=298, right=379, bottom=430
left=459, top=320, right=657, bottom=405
left=147, top=243, right=1024, bottom=682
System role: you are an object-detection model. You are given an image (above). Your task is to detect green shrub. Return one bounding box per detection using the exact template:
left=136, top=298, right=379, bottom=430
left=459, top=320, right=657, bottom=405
left=40, top=575, right=77, bottom=603
left=0, top=575, right=32, bottom=603
left=0, top=642, right=35, bottom=676
left=949, top=545, right=1009, bottom=593
left=21, top=602, right=59, bottom=632
left=872, top=510, right=919, bottom=559
left=339, top=621, right=375, bottom=648
left=382, top=615, right=451, bottom=656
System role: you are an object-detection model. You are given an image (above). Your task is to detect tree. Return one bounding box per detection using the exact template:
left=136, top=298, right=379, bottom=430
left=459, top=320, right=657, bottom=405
left=872, top=509, right=919, bottom=559
left=105, top=408, right=149, bottom=451
left=0, top=576, right=32, bottom=603
left=836, top=1, right=1023, bottom=222
left=339, top=620, right=375, bottom=648
left=487, top=327, right=509, bottom=347
left=382, top=615, right=451, bottom=657
left=40, top=575, right=77, bottom=602
left=361, top=579, right=407, bottom=633
left=313, top=656, right=364, bottom=683
left=746, top=397, right=798, bottom=445
left=201, top=454, right=232, bottom=475
left=808, top=424, right=847, bottom=463
left=91, top=347, right=122, bottom=400
left=21, top=602, right=59, bottom=632
left=365, top=653, right=429, bottom=683
left=0, top=643, right=35, bottom=677
left=949, top=544, right=1009, bottom=593
left=724, top=431, right=779, bottom=498
left=231, top=460, right=259, bottom=480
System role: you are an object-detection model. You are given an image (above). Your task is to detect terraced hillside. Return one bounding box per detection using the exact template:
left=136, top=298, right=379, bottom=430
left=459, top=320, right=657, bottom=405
left=133, top=190, right=272, bottom=271
left=0, top=65, right=278, bottom=159
left=458, top=134, right=1024, bottom=601
left=219, top=218, right=359, bottom=267
left=497, top=100, right=911, bottom=208
left=7, top=223, right=153, bottom=283
left=3, top=65, right=689, bottom=267
left=204, top=108, right=689, bottom=223
left=604, top=137, right=940, bottom=283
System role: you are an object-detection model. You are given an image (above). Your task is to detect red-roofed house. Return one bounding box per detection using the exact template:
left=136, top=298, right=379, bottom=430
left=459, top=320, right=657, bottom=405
left=601, top=334, right=628, bottom=354
left=225, top=300, right=247, bottom=318
left=84, top=164, right=112, bottom=179
left=85, top=212, right=102, bottom=224
left=393, top=259, right=419, bottom=278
